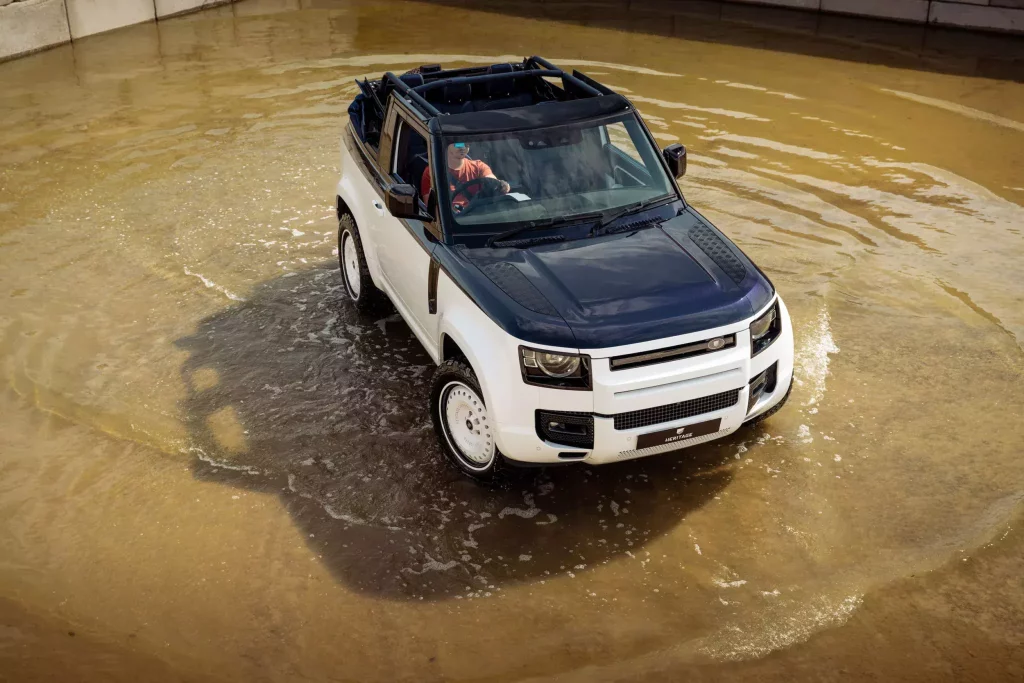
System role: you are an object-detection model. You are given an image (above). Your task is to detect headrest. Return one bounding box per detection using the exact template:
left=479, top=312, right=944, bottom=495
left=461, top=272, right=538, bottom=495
left=444, top=82, right=472, bottom=104
left=400, top=73, right=425, bottom=87
left=486, top=64, right=515, bottom=98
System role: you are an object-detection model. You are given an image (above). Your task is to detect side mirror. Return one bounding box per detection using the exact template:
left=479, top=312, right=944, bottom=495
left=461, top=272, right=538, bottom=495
left=385, top=183, right=421, bottom=220
left=663, top=143, right=687, bottom=179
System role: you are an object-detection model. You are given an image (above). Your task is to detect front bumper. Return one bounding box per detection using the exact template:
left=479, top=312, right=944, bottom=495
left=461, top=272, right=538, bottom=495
left=491, top=298, right=794, bottom=465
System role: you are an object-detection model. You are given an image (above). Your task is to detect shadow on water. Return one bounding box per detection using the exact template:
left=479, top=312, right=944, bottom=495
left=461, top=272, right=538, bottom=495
left=175, top=262, right=733, bottom=601
left=402, top=0, right=1024, bottom=82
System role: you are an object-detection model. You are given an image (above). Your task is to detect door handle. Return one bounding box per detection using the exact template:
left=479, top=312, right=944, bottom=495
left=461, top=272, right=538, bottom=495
left=372, top=200, right=384, bottom=214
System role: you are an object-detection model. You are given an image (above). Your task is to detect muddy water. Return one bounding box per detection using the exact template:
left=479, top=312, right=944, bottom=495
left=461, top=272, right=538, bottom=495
left=1, top=1, right=1023, bottom=680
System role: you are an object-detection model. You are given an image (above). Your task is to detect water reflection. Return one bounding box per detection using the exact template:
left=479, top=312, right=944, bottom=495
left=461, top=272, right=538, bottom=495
left=175, top=264, right=734, bottom=600
left=1, top=0, right=1023, bottom=676
left=415, top=0, right=1024, bottom=82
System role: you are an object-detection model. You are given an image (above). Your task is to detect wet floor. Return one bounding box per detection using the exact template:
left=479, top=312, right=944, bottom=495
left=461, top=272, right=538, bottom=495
left=1, top=0, right=1023, bottom=680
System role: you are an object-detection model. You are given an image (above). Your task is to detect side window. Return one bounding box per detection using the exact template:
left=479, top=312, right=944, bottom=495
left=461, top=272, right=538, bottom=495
left=601, top=120, right=661, bottom=189
left=391, top=118, right=430, bottom=205
left=605, top=122, right=644, bottom=164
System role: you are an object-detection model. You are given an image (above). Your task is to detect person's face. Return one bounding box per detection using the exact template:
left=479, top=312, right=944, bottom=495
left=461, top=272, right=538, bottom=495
left=447, top=143, right=469, bottom=164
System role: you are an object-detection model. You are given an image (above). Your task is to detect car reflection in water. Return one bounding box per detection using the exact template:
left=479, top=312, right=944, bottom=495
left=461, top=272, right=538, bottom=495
left=175, top=263, right=736, bottom=600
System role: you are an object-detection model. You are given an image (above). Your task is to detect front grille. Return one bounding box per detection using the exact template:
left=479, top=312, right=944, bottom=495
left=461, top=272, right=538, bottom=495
left=610, top=334, right=736, bottom=371
left=536, top=410, right=594, bottom=449
left=612, top=389, right=740, bottom=431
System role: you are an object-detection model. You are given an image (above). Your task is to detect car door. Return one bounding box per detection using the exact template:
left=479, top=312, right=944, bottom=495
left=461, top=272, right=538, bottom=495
left=373, top=106, right=440, bottom=358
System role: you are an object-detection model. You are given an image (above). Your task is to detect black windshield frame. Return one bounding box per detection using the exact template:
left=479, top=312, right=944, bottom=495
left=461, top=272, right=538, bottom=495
left=432, top=110, right=683, bottom=244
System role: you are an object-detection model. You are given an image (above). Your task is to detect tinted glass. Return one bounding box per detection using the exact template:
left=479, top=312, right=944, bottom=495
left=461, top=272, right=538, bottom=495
left=436, top=113, right=674, bottom=230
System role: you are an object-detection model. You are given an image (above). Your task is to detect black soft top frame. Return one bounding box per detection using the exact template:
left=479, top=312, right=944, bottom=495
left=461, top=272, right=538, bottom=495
left=434, top=94, right=632, bottom=135
left=364, top=56, right=623, bottom=127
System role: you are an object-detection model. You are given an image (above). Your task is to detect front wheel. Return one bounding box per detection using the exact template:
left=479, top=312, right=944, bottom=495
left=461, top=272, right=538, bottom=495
left=338, top=212, right=387, bottom=312
left=430, top=359, right=505, bottom=483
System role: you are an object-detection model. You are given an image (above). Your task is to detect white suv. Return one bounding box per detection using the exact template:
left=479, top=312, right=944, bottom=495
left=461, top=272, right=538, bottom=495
left=336, top=57, right=793, bottom=481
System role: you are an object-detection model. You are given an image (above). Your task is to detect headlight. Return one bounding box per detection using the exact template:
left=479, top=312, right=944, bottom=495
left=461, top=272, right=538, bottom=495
left=520, top=347, right=591, bottom=390
left=750, top=302, right=781, bottom=357
left=526, top=350, right=579, bottom=377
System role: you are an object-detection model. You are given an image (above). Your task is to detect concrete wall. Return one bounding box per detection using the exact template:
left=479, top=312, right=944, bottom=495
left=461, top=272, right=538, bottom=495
left=732, top=0, right=1024, bottom=32
left=3, top=0, right=1023, bottom=63
left=0, top=1, right=71, bottom=61
left=0, top=0, right=235, bottom=61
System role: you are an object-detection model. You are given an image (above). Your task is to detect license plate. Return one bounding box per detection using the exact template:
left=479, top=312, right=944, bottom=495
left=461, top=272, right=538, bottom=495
left=635, top=418, right=722, bottom=450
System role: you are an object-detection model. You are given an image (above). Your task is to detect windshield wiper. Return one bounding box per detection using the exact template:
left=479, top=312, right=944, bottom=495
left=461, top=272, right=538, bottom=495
left=486, top=212, right=603, bottom=247
left=591, top=196, right=671, bottom=236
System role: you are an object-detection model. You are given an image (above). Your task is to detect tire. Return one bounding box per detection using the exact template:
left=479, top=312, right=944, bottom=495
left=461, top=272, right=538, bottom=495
left=430, top=358, right=506, bottom=483
left=745, top=376, right=792, bottom=428
left=338, top=212, right=387, bottom=312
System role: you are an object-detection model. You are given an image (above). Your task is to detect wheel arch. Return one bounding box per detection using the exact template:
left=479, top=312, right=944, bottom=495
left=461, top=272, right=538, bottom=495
left=335, top=170, right=383, bottom=288
left=435, top=298, right=533, bottom=437
left=440, top=333, right=467, bottom=363
left=436, top=318, right=496, bottom=410
left=337, top=194, right=351, bottom=219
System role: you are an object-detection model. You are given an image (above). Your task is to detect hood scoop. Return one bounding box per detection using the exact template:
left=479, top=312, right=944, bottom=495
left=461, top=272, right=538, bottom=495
left=687, top=223, right=748, bottom=285
left=478, top=262, right=559, bottom=316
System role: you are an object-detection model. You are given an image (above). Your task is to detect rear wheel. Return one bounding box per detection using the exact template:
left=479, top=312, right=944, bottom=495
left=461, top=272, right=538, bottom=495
left=338, top=212, right=387, bottom=312
left=430, top=359, right=505, bottom=483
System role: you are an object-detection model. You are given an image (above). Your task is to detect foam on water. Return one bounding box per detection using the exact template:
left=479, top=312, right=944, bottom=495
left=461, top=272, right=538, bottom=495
left=183, top=266, right=245, bottom=302
left=794, top=306, right=840, bottom=407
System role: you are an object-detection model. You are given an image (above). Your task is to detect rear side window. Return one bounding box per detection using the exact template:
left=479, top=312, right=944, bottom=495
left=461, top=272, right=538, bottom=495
left=391, top=119, right=430, bottom=204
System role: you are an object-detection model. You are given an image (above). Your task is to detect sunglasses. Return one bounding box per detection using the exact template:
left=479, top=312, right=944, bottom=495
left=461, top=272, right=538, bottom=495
left=453, top=142, right=469, bottom=149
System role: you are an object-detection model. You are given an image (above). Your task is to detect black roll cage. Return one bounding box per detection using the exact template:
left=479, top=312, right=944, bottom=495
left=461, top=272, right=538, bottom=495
left=363, top=56, right=605, bottom=123
left=354, top=56, right=685, bottom=246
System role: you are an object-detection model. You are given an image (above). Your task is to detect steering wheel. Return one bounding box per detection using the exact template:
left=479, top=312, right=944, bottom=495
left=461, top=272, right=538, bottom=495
left=450, top=176, right=506, bottom=214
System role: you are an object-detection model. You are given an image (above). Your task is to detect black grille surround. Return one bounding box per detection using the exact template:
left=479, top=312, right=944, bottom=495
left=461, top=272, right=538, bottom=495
left=536, top=410, right=594, bottom=449
left=610, top=334, right=736, bottom=371
left=611, top=389, right=740, bottom=431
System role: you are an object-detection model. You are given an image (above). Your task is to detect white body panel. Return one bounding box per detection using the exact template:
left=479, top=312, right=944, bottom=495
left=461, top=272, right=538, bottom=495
left=337, top=133, right=794, bottom=467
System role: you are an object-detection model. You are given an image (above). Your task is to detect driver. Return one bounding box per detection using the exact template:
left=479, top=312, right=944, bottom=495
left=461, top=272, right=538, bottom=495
left=420, top=142, right=510, bottom=212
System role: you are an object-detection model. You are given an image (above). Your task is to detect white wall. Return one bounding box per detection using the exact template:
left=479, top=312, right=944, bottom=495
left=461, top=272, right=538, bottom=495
left=0, top=0, right=234, bottom=61
left=0, top=0, right=71, bottom=60
left=3, top=0, right=1024, bottom=63
left=732, top=0, right=1024, bottom=32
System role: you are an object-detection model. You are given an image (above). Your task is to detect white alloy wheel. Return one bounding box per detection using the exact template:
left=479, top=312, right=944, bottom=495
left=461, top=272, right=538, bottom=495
left=342, top=230, right=361, bottom=299
left=440, top=381, right=495, bottom=470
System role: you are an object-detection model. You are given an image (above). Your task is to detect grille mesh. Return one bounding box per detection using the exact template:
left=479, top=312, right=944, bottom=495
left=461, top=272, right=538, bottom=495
left=536, top=410, right=594, bottom=449
left=613, top=389, right=740, bottom=431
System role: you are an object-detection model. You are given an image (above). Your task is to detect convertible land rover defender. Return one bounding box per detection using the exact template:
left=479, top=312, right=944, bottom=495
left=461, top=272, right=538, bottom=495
left=337, top=57, right=793, bottom=480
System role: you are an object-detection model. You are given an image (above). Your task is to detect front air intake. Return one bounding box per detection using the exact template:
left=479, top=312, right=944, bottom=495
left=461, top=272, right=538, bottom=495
left=612, top=389, right=740, bottom=431
left=536, top=410, right=594, bottom=449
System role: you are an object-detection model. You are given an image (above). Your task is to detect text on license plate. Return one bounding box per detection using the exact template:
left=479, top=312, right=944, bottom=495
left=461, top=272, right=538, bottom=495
left=634, top=418, right=722, bottom=450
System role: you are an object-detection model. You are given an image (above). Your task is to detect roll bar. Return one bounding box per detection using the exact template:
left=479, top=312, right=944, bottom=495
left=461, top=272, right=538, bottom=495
left=412, top=69, right=566, bottom=94
left=382, top=72, right=442, bottom=117
left=376, top=57, right=604, bottom=120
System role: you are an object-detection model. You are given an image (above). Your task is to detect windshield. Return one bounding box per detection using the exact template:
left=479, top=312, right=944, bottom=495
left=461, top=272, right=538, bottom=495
left=436, top=113, right=675, bottom=231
